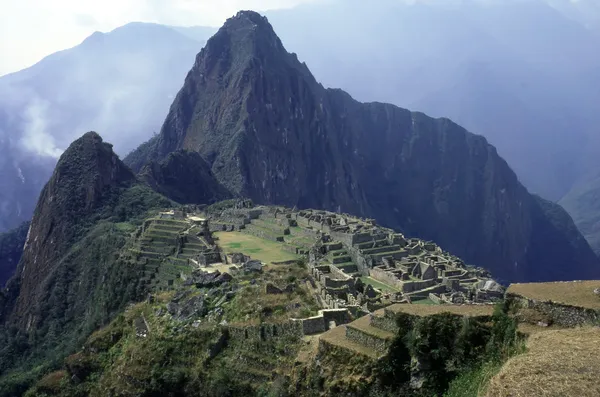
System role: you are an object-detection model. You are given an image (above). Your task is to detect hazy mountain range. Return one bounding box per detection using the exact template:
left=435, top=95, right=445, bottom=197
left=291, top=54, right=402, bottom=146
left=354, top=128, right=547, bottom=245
left=0, top=23, right=214, bottom=231
left=2, top=0, right=600, bottom=253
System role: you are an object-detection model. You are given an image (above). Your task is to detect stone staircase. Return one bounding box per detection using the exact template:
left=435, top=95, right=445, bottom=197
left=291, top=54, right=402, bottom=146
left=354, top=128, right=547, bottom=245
left=328, top=249, right=359, bottom=275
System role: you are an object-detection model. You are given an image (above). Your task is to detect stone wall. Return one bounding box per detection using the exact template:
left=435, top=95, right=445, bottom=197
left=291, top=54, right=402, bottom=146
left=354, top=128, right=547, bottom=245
left=508, top=293, right=600, bottom=327
left=370, top=267, right=404, bottom=290
left=321, top=309, right=351, bottom=326
left=291, top=315, right=327, bottom=335
left=345, top=326, right=391, bottom=354
left=328, top=264, right=352, bottom=280
left=227, top=321, right=303, bottom=344
left=400, top=279, right=438, bottom=293
left=330, top=230, right=355, bottom=247
left=370, top=314, right=399, bottom=334
left=242, top=225, right=284, bottom=242
left=346, top=245, right=370, bottom=276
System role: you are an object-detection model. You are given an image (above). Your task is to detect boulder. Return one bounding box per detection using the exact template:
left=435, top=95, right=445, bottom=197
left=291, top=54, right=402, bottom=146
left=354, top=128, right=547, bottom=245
left=166, top=302, right=180, bottom=315
left=266, top=282, right=284, bottom=294
left=364, top=284, right=378, bottom=298
left=243, top=260, right=263, bottom=273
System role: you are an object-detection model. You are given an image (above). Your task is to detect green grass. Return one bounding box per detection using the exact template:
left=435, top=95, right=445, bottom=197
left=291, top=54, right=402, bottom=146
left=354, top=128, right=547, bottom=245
left=215, top=232, right=299, bottom=264
left=444, top=359, right=504, bottom=397
left=360, top=277, right=399, bottom=293
left=115, top=222, right=136, bottom=233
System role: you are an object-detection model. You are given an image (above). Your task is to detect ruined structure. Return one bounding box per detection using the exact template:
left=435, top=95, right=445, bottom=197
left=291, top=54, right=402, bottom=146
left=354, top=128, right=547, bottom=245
left=205, top=203, right=503, bottom=318
left=135, top=201, right=502, bottom=312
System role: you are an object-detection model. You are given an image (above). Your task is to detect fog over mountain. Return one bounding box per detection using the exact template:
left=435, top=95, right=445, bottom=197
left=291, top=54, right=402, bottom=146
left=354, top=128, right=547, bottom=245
left=0, top=22, right=214, bottom=231
left=266, top=0, right=600, bottom=201
left=2, top=0, right=600, bottom=251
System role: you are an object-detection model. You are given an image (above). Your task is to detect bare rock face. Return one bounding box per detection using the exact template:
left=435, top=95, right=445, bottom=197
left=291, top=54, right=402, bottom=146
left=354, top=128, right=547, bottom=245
left=125, top=11, right=600, bottom=283
left=139, top=150, right=231, bottom=204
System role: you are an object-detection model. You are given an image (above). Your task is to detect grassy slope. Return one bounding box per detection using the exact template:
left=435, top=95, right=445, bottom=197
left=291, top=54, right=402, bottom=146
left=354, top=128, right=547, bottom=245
left=215, top=231, right=299, bottom=263
left=486, top=327, right=600, bottom=397
left=507, top=280, right=600, bottom=310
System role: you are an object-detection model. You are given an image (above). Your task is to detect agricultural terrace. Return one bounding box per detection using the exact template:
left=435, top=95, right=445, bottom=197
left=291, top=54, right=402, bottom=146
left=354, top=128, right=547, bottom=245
left=386, top=303, right=495, bottom=317
left=507, top=280, right=600, bottom=310
left=214, top=231, right=299, bottom=264
left=487, top=327, right=600, bottom=397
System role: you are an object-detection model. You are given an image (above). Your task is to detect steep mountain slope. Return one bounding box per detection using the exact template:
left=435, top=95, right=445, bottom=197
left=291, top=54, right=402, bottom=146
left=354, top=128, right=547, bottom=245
left=10, top=132, right=138, bottom=329
left=265, top=0, right=600, bottom=201
left=139, top=150, right=232, bottom=204
left=0, top=22, right=212, bottom=233
left=560, top=174, right=600, bottom=255
left=128, top=11, right=600, bottom=283
left=0, top=132, right=172, bottom=392
left=0, top=222, right=29, bottom=288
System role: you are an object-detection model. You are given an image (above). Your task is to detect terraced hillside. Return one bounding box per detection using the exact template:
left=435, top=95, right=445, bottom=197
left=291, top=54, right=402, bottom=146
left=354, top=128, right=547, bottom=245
left=133, top=218, right=197, bottom=290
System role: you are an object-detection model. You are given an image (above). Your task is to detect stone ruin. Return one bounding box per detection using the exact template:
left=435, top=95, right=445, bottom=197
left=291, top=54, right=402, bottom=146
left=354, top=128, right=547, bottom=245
left=179, top=203, right=505, bottom=335
left=289, top=208, right=504, bottom=308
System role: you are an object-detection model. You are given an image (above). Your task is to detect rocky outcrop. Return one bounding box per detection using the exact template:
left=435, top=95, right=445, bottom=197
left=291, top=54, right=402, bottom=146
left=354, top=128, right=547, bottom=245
left=126, top=11, right=600, bottom=283
left=139, top=150, right=232, bottom=204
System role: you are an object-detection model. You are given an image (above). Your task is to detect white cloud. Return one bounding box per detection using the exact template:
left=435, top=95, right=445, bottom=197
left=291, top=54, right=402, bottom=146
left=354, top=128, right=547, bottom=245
left=19, top=96, right=64, bottom=158
left=0, top=0, right=323, bottom=76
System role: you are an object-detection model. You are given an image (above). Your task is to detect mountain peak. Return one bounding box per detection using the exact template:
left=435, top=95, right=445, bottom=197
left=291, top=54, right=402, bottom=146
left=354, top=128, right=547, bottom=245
left=127, top=9, right=600, bottom=284
left=10, top=132, right=135, bottom=329
left=202, top=10, right=287, bottom=64
left=226, top=10, right=272, bottom=30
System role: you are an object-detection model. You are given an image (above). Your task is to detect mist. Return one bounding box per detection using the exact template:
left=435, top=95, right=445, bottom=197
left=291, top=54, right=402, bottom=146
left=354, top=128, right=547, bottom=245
left=264, top=0, right=600, bottom=200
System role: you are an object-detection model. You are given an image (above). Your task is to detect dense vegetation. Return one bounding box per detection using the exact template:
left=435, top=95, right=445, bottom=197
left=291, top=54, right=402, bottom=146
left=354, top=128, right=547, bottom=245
left=124, top=135, right=159, bottom=173
left=139, top=150, right=232, bottom=205
left=20, top=260, right=318, bottom=397
left=0, top=132, right=174, bottom=395
left=0, top=183, right=172, bottom=396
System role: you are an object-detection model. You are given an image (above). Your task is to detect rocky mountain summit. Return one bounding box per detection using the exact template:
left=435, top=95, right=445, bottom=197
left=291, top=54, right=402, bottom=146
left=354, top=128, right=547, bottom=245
left=9, top=132, right=137, bottom=329
left=139, top=150, right=232, bottom=205
left=127, top=10, right=600, bottom=283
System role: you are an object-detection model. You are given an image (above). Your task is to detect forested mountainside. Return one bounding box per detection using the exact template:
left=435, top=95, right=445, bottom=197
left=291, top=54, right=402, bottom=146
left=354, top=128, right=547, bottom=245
left=139, top=150, right=232, bottom=205
left=127, top=11, right=600, bottom=284
left=0, top=132, right=171, bottom=394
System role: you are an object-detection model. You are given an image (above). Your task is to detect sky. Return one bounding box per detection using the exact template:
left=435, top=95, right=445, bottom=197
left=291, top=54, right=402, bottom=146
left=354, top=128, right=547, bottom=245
left=0, top=0, right=323, bottom=76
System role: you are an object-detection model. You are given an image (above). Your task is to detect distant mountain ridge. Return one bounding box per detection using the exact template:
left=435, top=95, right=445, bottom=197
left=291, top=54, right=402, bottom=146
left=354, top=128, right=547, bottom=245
left=127, top=10, right=600, bottom=283
left=0, top=22, right=213, bottom=233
